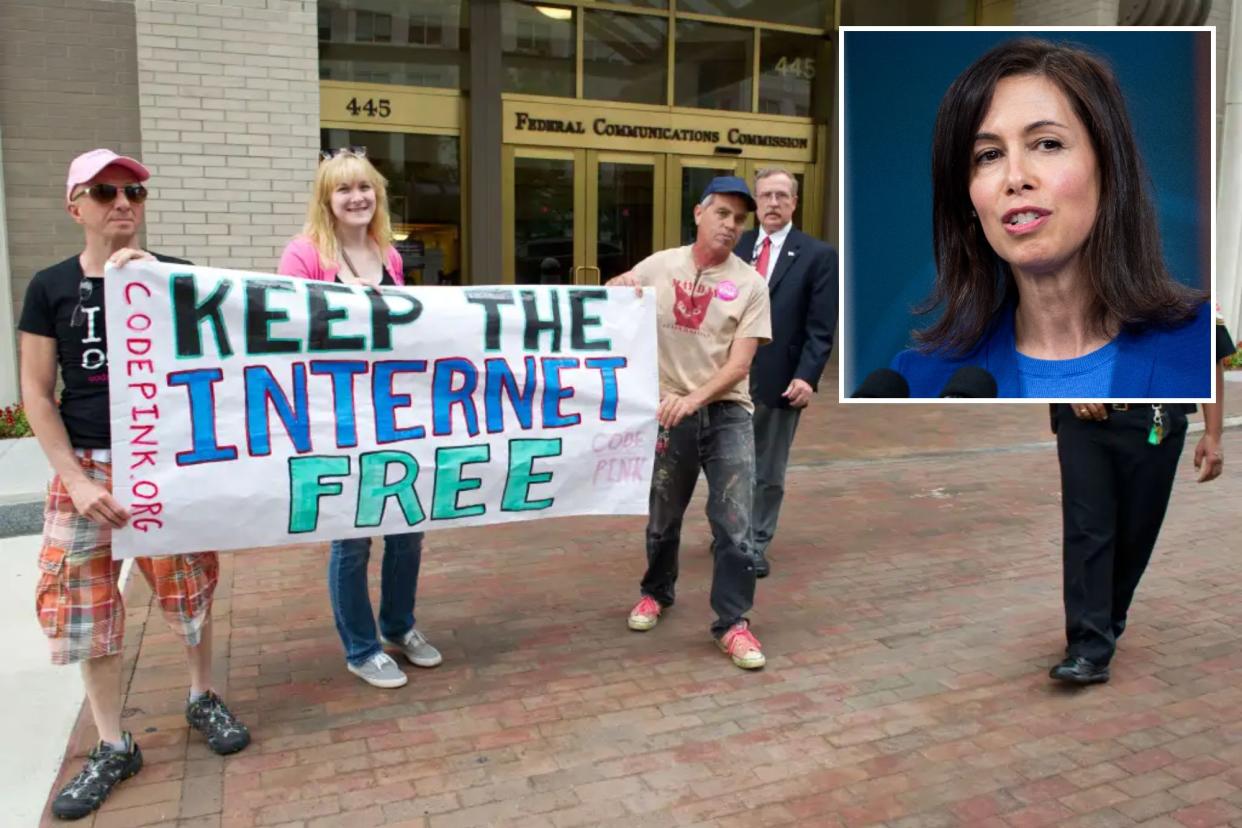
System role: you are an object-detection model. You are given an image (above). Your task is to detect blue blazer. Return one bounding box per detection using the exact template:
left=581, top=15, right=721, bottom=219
left=734, top=228, right=839, bottom=408
left=891, top=301, right=1212, bottom=398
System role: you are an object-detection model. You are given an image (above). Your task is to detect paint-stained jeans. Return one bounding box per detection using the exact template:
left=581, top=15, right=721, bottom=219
left=641, top=401, right=757, bottom=638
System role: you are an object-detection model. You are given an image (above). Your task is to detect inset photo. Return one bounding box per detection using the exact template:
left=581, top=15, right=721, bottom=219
left=840, top=28, right=1214, bottom=400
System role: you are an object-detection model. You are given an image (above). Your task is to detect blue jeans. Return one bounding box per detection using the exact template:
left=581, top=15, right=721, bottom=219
left=328, top=533, right=423, bottom=666
left=641, top=401, right=757, bottom=638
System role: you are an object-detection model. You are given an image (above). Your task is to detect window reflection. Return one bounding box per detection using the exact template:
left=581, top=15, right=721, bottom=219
left=839, top=0, right=973, bottom=25
left=503, top=3, right=576, bottom=97
left=584, top=10, right=668, bottom=105
left=318, top=0, right=467, bottom=89
left=514, top=157, right=575, bottom=285
left=674, top=20, right=752, bottom=112
left=597, top=162, right=655, bottom=281
left=676, top=0, right=827, bottom=28
left=601, top=0, right=667, bottom=7
left=759, top=31, right=825, bottom=117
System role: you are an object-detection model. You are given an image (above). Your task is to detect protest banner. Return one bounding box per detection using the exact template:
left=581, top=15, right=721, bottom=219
left=104, top=262, right=658, bottom=558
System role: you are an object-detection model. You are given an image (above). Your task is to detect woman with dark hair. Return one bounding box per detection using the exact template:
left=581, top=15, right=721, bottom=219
left=891, top=38, right=1210, bottom=397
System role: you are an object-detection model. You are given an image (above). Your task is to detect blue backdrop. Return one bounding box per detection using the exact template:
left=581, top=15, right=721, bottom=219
left=842, top=29, right=1211, bottom=397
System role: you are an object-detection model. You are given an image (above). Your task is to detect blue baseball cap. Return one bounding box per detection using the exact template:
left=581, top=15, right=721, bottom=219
left=699, top=176, right=757, bottom=212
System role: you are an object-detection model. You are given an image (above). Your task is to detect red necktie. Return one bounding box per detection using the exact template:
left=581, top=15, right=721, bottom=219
left=755, top=236, right=772, bottom=279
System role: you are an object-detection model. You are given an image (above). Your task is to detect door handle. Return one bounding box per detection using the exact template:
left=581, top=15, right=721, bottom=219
left=575, top=265, right=601, bottom=285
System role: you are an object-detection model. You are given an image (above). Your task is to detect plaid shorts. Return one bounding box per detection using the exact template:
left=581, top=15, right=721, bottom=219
left=35, top=451, right=219, bottom=665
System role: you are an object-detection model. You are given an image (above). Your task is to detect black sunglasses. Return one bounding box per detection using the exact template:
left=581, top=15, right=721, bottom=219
left=70, top=278, right=94, bottom=328
left=319, top=146, right=367, bottom=162
left=71, top=183, right=148, bottom=204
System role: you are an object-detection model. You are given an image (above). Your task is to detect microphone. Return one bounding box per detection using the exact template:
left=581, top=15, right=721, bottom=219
left=939, top=366, right=997, bottom=398
left=852, top=368, right=910, bottom=398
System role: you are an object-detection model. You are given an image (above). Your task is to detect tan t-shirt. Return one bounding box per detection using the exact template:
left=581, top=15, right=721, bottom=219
left=631, top=246, right=771, bottom=412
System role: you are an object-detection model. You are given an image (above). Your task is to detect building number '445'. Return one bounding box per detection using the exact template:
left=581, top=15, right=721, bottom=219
left=772, top=57, right=816, bottom=80
left=346, top=97, right=391, bottom=118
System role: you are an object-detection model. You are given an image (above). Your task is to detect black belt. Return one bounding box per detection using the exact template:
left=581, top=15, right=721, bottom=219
left=1107, top=404, right=1163, bottom=412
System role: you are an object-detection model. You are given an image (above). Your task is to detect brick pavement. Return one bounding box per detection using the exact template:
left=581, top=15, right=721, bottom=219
left=39, top=375, right=1242, bottom=827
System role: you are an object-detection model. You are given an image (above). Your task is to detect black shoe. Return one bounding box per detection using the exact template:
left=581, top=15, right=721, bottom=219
left=186, top=691, right=251, bottom=755
left=51, top=733, right=143, bottom=820
left=1049, top=656, right=1110, bottom=685
left=754, top=551, right=770, bottom=579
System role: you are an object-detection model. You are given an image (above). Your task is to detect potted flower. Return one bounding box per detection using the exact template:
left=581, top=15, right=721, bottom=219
left=0, top=402, right=32, bottom=439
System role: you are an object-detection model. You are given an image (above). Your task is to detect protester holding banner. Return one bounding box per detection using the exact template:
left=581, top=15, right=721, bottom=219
left=279, top=147, right=442, bottom=689
left=607, top=176, right=772, bottom=670
left=18, top=149, right=250, bottom=820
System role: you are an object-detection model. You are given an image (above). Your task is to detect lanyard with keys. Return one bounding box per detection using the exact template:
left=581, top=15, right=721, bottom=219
left=1147, top=404, right=1165, bottom=445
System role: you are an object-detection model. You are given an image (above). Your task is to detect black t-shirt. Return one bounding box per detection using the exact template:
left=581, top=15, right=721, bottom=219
left=334, top=267, right=397, bottom=287
left=1217, top=322, right=1236, bottom=363
left=18, top=253, right=191, bottom=448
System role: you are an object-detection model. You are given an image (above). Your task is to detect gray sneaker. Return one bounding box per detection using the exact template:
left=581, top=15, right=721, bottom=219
left=382, top=628, right=443, bottom=668
left=346, top=652, right=408, bottom=688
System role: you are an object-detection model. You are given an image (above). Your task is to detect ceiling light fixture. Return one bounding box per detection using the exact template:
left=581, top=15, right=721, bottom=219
left=535, top=5, right=573, bottom=21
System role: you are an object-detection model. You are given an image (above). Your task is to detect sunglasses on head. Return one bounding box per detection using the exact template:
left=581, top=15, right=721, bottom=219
left=71, top=183, right=148, bottom=204
left=70, top=278, right=94, bottom=328
left=320, top=146, right=367, bottom=162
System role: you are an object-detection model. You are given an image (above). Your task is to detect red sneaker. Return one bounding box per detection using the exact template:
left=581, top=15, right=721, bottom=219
left=718, top=621, right=766, bottom=669
left=627, top=595, right=662, bottom=631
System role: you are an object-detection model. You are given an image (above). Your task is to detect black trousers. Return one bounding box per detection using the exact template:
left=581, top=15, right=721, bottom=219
left=1055, top=405, right=1186, bottom=664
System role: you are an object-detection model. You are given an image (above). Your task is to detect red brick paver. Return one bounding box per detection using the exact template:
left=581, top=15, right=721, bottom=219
left=40, top=366, right=1242, bottom=827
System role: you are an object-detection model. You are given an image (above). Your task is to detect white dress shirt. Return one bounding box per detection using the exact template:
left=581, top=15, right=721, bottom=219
left=750, top=222, right=793, bottom=280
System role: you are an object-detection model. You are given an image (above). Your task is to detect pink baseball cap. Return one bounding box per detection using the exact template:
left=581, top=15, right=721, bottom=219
left=65, top=149, right=149, bottom=202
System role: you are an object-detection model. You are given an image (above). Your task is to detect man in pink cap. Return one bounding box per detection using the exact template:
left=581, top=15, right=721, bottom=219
left=19, top=149, right=250, bottom=820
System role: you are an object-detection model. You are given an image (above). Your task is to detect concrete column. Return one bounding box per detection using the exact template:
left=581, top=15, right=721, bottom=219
left=468, top=0, right=503, bottom=285
left=1218, top=0, right=1242, bottom=333
left=0, top=129, right=16, bottom=406
left=1013, top=0, right=1117, bottom=25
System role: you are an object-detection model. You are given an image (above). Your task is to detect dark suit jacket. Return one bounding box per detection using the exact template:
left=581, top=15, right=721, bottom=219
left=735, top=226, right=839, bottom=409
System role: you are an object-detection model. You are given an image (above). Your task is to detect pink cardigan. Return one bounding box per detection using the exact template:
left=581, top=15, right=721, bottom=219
left=277, top=235, right=406, bottom=286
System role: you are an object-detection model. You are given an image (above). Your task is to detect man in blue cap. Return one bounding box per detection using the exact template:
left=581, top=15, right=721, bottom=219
left=607, top=176, right=772, bottom=669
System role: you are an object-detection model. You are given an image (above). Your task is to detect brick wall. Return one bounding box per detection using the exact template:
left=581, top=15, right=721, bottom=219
left=0, top=0, right=144, bottom=354
left=133, top=0, right=319, bottom=272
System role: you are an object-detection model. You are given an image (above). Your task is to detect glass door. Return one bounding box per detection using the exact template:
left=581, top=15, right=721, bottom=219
left=586, top=151, right=663, bottom=285
left=503, top=147, right=584, bottom=285
left=504, top=147, right=665, bottom=285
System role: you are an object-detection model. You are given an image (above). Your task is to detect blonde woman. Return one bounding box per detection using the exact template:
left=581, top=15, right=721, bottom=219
left=278, top=148, right=441, bottom=688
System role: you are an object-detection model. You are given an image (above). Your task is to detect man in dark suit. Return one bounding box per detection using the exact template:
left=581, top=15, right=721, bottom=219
left=733, top=168, right=838, bottom=577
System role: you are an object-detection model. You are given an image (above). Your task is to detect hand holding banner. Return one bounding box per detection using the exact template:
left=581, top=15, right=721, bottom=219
left=105, top=262, right=658, bottom=558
